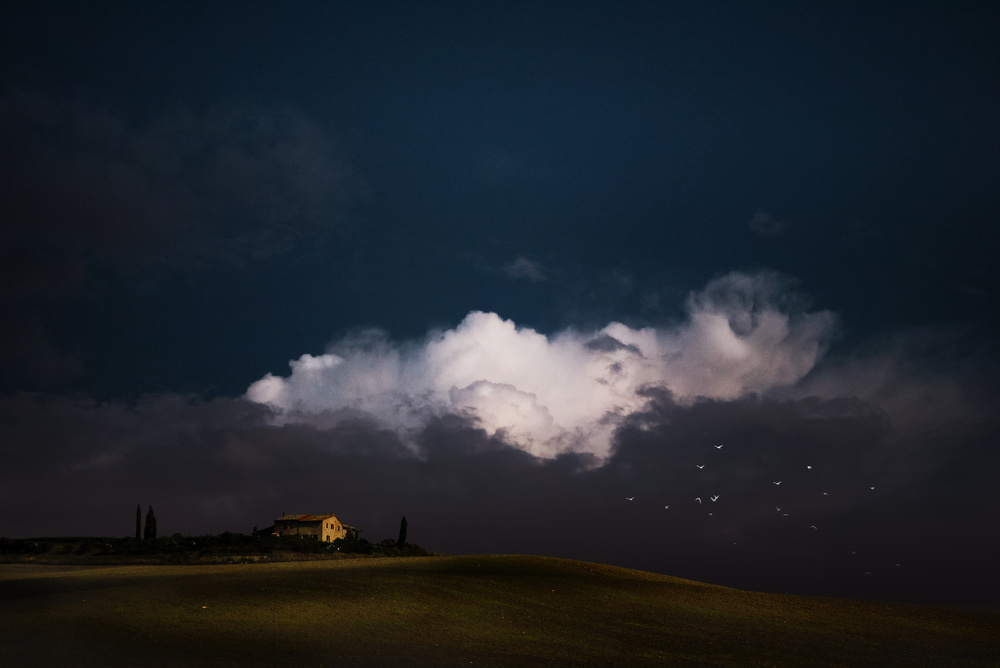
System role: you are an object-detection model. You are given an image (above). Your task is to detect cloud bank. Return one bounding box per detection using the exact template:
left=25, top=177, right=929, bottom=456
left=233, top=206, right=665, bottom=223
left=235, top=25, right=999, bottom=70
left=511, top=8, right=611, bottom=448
left=0, top=88, right=358, bottom=270
left=4, top=365, right=995, bottom=605
left=247, top=271, right=836, bottom=459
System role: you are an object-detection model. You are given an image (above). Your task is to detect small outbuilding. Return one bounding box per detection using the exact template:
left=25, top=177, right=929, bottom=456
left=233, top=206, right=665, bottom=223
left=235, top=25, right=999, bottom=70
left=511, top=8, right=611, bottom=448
left=272, top=512, right=359, bottom=542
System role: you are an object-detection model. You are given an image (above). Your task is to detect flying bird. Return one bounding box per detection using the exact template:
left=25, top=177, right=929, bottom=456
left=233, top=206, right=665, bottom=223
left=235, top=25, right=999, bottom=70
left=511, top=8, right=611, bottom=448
left=714, top=445, right=724, bottom=449
left=695, top=497, right=702, bottom=504
left=626, top=497, right=634, bottom=501
left=710, top=495, right=720, bottom=502
left=664, top=505, right=669, bottom=510
left=806, top=465, right=813, bottom=470
left=810, top=525, right=818, bottom=530
left=773, top=481, right=781, bottom=486
left=776, top=507, right=781, bottom=511
left=696, top=464, right=706, bottom=469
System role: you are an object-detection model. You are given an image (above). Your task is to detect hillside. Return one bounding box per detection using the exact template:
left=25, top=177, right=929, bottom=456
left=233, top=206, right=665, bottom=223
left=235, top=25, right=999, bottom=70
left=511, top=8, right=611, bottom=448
left=1, top=555, right=996, bottom=667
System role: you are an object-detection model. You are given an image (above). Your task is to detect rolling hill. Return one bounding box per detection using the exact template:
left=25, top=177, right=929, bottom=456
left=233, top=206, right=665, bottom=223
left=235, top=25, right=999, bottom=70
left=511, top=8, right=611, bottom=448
left=1, top=554, right=996, bottom=666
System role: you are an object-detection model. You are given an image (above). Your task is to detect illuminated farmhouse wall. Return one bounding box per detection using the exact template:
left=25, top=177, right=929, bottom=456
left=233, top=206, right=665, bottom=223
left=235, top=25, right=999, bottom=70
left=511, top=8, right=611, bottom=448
left=273, top=512, right=359, bottom=542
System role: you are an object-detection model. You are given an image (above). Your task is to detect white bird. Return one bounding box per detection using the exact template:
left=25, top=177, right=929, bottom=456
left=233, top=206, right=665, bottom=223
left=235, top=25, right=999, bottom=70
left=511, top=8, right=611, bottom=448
left=776, top=506, right=781, bottom=511
left=806, top=465, right=813, bottom=470
left=664, top=505, right=669, bottom=510
left=710, top=495, right=719, bottom=502
left=870, top=486, right=875, bottom=490
left=626, top=497, right=634, bottom=501
left=696, top=464, right=705, bottom=469
left=695, top=497, right=702, bottom=504
left=773, top=481, right=781, bottom=485
left=810, top=525, right=817, bottom=530
left=714, top=444, right=724, bottom=449
left=822, top=492, right=829, bottom=496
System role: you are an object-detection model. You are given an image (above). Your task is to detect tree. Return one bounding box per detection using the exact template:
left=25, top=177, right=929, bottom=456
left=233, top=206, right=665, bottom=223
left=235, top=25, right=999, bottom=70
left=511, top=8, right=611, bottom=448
left=396, top=516, right=407, bottom=549
left=135, top=504, right=142, bottom=540
left=144, top=506, right=157, bottom=541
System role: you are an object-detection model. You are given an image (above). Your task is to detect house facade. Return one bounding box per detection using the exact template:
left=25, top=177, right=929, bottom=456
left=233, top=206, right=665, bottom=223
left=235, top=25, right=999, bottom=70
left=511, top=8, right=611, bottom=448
left=272, top=512, right=359, bottom=542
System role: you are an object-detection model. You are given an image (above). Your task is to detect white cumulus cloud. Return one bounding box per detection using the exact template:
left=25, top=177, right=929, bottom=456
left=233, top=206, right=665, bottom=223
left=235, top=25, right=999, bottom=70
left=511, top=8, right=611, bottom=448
left=246, top=271, right=835, bottom=459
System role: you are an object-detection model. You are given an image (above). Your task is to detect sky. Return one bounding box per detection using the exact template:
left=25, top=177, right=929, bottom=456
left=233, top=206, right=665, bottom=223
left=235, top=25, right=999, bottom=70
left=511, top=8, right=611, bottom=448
left=2, top=2, right=999, bottom=606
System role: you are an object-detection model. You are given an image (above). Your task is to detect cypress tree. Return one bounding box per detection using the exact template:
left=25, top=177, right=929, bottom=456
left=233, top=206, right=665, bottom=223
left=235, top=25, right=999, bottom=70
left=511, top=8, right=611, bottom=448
left=135, top=504, right=142, bottom=539
left=396, top=516, right=407, bottom=549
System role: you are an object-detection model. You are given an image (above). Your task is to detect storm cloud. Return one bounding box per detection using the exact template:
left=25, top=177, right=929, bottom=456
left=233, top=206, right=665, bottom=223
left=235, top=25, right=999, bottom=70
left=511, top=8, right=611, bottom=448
left=0, top=89, right=358, bottom=271
left=247, top=271, right=836, bottom=459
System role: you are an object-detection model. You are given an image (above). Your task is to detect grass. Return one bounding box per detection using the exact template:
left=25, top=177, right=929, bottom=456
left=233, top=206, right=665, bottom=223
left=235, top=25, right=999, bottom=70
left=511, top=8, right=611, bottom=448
left=1, top=554, right=997, bottom=667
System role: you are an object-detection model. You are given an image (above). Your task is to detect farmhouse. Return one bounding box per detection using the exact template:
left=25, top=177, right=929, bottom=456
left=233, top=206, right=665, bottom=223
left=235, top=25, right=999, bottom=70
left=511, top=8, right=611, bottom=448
left=273, top=512, right=360, bottom=542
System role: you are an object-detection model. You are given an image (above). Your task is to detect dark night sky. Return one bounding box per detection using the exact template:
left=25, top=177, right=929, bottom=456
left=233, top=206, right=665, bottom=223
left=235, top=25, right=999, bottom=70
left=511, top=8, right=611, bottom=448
left=2, top=2, right=999, bottom=606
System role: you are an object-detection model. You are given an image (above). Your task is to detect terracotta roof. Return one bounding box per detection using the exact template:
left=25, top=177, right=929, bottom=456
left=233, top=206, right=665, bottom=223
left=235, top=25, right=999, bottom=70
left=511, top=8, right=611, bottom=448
left=275, top=512, right=339, bottom=522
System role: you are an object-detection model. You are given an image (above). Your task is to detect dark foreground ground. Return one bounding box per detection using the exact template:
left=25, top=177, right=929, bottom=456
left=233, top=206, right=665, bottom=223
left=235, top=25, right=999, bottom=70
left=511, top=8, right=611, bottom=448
left=1, top=555, right=997, bottom=667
